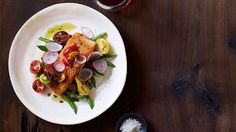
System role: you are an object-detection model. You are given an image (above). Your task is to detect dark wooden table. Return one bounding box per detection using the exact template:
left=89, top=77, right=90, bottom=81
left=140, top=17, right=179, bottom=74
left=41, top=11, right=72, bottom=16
left=2, top=0, right=236, bottom=131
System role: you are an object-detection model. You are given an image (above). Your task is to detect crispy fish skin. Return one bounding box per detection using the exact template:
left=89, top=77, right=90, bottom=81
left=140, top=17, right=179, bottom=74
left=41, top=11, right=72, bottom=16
left=46, top=33, right=96, bottom=95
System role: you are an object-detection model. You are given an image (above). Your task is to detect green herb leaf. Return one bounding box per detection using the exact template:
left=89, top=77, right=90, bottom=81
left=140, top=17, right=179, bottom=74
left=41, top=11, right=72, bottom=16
left=91, top=32, right=107, bottom=41
left=91, top=76, right=96, bottom=88
left=62, top=94, right=77, bottom=114
left=38, top=37, right=53, bottom=43
left=102, top=54, right=117, bottom=58
left=37, top=45, right=47, bottom=51
left=86, top=96, right=94, bottom=109
left=107, top=61, right=115, bottom=68
left=94, top=71, right=104, bottom=77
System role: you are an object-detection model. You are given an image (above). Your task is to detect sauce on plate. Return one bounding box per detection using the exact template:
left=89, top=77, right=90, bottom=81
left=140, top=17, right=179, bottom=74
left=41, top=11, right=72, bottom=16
left=45, top=23, right=76, bottom=39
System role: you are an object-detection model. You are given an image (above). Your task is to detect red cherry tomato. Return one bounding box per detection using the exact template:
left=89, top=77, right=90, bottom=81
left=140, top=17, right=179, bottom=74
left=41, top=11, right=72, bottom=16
left=30, top=60, right=43, bottom=74
left=32, top=79, right=45, bottom=93
left=63, top=45, right=78, bottom=57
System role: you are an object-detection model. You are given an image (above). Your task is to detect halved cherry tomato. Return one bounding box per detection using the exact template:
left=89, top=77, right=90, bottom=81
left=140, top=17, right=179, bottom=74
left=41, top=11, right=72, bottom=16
left=30, top=60, right=43, bottom=74
left=63, top=45, right=78, bottom=57
left=32, top=79, right=45, bottom=93
left=96, top=38, right=110, bottom=54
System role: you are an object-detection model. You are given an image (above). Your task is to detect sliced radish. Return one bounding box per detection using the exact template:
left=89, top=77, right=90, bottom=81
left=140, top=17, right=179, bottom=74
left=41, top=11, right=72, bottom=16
left=93, top=59, right=107, bottom=73
left=46, top=42, right=63, bottom=52
left=78, top=68, right=93, bottom=81
left=81, top=27, right=94, bottom=39
left=87, top=51, right=102, bottom=61
left=75, top=55, right=87, bottom=64
left=43, top=51, right=58, bottom=64
left=53, top=61, right=65, bottom=72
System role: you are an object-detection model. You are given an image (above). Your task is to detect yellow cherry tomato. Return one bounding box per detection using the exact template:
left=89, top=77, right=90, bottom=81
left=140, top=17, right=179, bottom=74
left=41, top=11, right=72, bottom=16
left=75, top=76, right=90, bottom=95
left=96, top=38, right=110, bottom=54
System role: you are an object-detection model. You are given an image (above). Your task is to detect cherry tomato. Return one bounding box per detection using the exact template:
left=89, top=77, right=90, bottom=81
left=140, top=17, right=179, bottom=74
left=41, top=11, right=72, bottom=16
left=96, top=38, right=110, bottom=54
left=30, top=60, right=43, bottom=74
left=53, top=31, right=71, bottom=45
left=32, top=79, right=45, bottom=93
left=63, top=45, right=78, bottom=57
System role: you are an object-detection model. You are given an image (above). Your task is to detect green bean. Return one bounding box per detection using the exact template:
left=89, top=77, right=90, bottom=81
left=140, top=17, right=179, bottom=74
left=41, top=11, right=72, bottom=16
left=65, top=91, right=86, bottom=100
left=75, top=95, right=86, bottom=100
left=63, top=91, right=94, bottom=110
left=91, top=76, right=96, bottom=88
left=102, top=53, right=117, bottom=58
left=91, top=32, right=107, bottom=41
left=62, top=94, right=77, bottom=114
left=107, top=61, right=115, bottom=68
left=87, top=82, right=94, bottom=89
left=38, top=37, right=53, bottom=43
left=86, top=96, right=94, bottom=109
left=94, top=71, right=104, bottom=77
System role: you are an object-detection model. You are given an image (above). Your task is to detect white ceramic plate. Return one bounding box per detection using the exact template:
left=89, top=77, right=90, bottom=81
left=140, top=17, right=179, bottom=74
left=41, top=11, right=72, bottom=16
left=8, top=3, right=127, bottom=125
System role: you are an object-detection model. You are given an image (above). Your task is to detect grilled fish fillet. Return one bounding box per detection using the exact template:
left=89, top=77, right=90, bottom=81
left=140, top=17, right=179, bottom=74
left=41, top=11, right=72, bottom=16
left=45, top=33, right=96, bottom=95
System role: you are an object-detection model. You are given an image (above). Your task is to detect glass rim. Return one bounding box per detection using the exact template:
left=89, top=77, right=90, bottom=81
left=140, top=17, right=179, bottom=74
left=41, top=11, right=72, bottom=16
left=95, top=0, right=132, bottom=11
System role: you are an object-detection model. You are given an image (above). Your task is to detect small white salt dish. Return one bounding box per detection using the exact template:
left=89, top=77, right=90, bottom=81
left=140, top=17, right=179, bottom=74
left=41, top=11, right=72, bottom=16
left=116, top=113, right=147, bottom=132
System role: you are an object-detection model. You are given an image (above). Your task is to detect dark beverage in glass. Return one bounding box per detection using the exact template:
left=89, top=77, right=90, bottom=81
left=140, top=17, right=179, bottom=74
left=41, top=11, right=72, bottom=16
left=95, top=0, right=131, bottom=11
left=99, top=0, right=126, bottom=6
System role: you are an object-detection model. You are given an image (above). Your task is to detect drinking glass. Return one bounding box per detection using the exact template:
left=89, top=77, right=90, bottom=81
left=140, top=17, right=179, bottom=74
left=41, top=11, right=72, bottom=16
left=95, top=0, right=132, bottom=11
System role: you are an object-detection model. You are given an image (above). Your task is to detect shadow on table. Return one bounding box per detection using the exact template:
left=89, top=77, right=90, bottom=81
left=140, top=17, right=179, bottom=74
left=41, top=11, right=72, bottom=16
left=111, top=35, right=145, bottom=115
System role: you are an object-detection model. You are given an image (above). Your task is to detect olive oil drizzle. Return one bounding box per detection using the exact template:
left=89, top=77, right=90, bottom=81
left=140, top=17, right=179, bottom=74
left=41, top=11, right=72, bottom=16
left=45, top=23, right=76, bottom=39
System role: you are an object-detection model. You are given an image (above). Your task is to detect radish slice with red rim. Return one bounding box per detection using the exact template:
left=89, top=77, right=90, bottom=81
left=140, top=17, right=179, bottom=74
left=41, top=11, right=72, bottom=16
left=93, top=59, right=107, bottom=73
left=46, top=42, right=63, bottom=52
left=75, top=55, right=87, bottom=64
left=43, top=51, right=58, bottom=64
left=87, top=51, right=102, bottom=61
left=81, top=27, right=94, bottom=39
left=54, top=61, right=65, bottom=72
left=78, top=68, right=93, bottom=81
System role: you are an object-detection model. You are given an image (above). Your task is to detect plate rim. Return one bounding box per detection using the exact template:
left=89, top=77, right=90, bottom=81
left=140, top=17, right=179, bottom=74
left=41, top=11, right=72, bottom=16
left=8, top=3, right=127, bottom=125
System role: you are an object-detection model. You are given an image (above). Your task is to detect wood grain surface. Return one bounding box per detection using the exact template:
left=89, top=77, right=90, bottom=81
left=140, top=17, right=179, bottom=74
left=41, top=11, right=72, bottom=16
left=1, top=0, right=236, bottom=131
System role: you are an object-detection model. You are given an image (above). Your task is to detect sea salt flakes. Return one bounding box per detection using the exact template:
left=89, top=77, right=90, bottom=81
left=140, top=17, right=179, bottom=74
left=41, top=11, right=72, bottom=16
left=120, top=118, right=142, bottom=132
